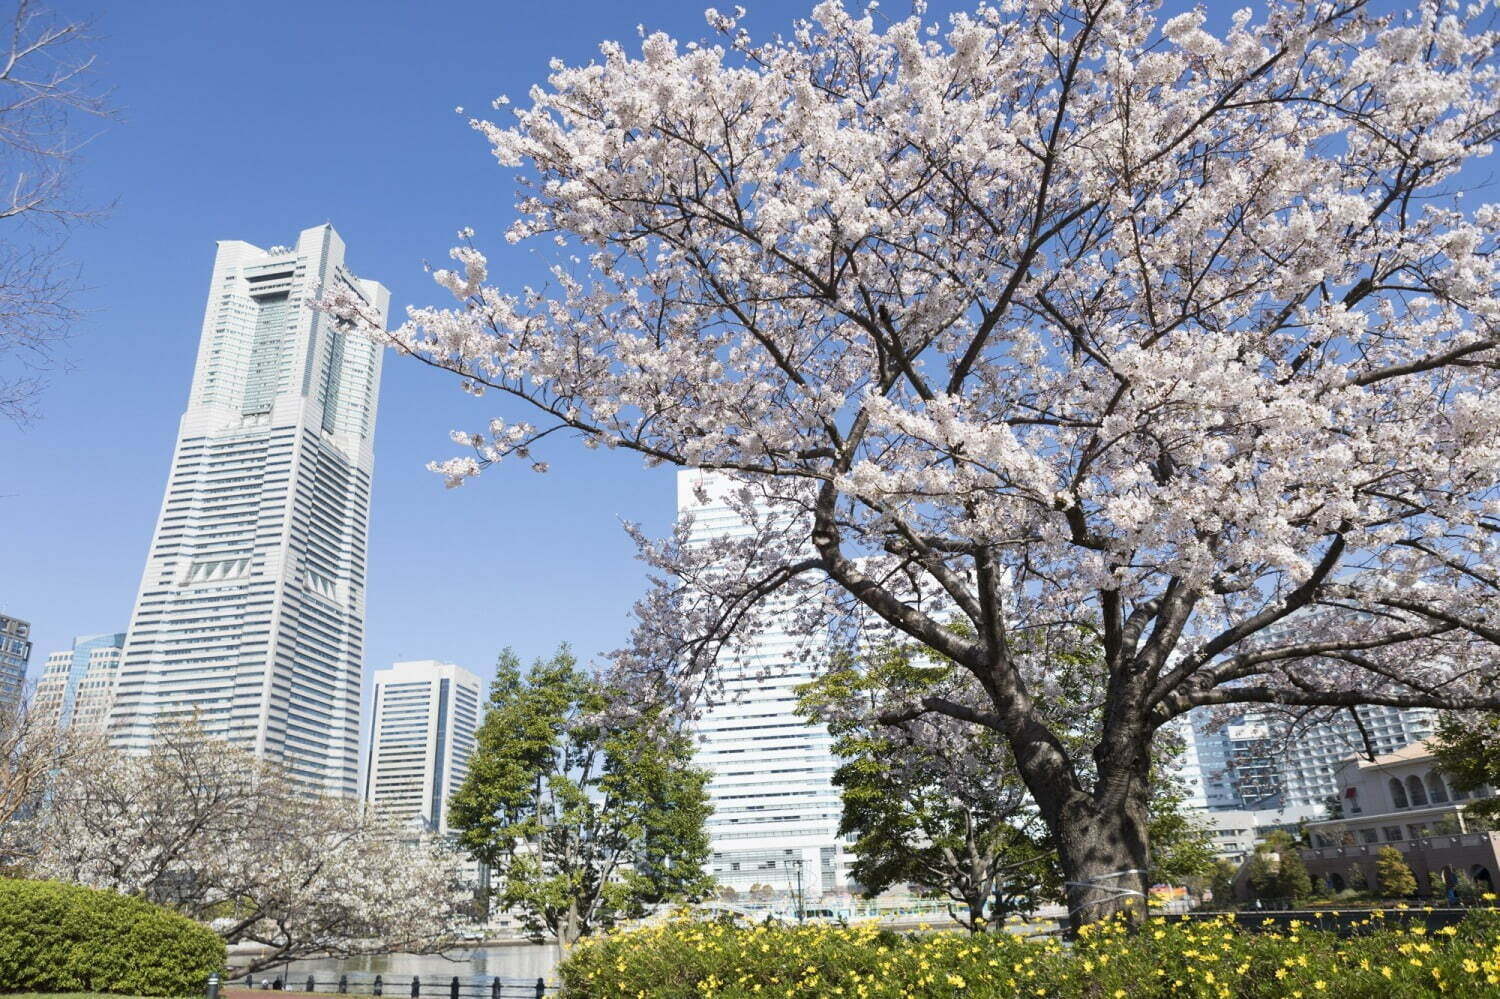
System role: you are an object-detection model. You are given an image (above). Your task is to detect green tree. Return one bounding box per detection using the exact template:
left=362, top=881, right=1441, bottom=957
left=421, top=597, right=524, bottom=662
left=1374, top=846, right=1418, bottom=898
left=1243, top=830, right=1308, bottom=902
left=798, top=646, right=1057, bottom=932
left=1145, top=765, right=1217, bottom=886
left=448, top=646, right=714, bottom=950
left=801, top=635, right=1214, bottom=930
left=1431, top=713, right=1500, bottom=823
left=1206, top=860, right=1238, bottom=908
left=1274, top=849, right=1313, bottom=902
left=1245, top=852, right=1278, bottom=901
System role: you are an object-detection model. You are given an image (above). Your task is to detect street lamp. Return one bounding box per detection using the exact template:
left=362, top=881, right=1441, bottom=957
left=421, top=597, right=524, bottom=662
left=784, top=858, right=805, bottom=924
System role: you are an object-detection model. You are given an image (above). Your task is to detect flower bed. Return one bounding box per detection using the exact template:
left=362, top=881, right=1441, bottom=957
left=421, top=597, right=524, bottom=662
left=559, top=910, right=1500, bottom=998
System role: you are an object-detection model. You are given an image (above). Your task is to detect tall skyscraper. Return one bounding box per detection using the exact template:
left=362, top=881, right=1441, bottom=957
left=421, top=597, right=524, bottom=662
left=364, top=660, right=482, bottom=834
left=677, top=470, right=849, bottom=898
left=1182, top=705, right=1436, bottom=813
left=33, top=632, right=126, bottom=732
left=109, top=225, right=387, bottom=796
left=0, top=614, right=31, bottom=716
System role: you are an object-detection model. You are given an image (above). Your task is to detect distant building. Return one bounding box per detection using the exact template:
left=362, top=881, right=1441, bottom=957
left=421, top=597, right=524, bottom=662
left=363, top=660, right=483, bottom=834
left=1301, top=741, right=1498, bottom=895
left=1183, top=705, right=1436, bottom=812
left=1197, top=806, right=1322, bottom=864
left=108, top=225, right=388, bottom=796
left=0, top=614, right=29, bottom=715
left=33, top=633, right=126, bottom=732
left=677, top=469, right=849, bottom=898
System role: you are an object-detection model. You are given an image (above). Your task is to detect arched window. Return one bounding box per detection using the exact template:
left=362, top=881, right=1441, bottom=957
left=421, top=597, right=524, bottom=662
left=1406, top=775, right=1429, bottom=807
left=1425, top=772, right=1449, bottom=804
left=1390, top=777, right=1409, bottom=809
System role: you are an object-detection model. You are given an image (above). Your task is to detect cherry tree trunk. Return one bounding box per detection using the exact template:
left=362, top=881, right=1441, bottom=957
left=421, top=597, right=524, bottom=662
left=1054, top=793, right=1151, bottom=932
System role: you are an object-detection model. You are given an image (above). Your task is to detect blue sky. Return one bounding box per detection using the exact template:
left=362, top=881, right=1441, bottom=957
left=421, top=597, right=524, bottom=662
left=0, top=0, right=1417, bottom=692
left=1, top=0, right=848, bottom=689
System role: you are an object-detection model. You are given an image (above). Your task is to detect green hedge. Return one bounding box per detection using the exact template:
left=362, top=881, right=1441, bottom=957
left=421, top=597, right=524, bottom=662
left=0, top=878, right=225, bottom=997
left=560, top=908, right=1500, bottom=998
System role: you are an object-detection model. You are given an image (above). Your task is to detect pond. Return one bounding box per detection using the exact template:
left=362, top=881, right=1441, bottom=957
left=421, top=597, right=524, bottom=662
left=266, top=943, right=562, bottom=988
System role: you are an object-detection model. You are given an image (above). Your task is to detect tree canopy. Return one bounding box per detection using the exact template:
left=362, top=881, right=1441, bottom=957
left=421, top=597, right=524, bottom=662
left=7, top=724, right=459, bottom=973
left=448, top=646, right=714, bottom=948
left=799, top=644, right=1057, bottom=930
left=332, top=0, right=1500, bottom=925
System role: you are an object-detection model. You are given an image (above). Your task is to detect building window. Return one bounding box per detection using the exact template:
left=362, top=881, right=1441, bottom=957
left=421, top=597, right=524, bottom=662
left=1383, top=826, right=1403, bottom=842
left=1406, top=775, right=1429, bottom=807
left=1390, top=778, right=1409, bottom=809
left=1359, top=829, right=1379, bottom=844
left=1425, top=772, right=1449, bottom=804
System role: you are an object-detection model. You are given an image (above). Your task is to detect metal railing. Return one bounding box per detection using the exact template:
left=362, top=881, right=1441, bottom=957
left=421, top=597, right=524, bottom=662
left=206, top=973, right=557, bottom=999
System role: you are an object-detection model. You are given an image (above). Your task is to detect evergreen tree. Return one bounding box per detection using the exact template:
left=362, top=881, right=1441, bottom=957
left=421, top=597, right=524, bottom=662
left=1274, top=849, right=1313, bottom=902
left=1374, top=846, right=1418, bottom=898
left=1206, top=860, right=1238, bottom=909
left=448, top=646, right=714, bottom=950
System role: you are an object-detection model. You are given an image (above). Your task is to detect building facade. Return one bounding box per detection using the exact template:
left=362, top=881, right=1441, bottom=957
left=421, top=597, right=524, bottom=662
left=677, top=470, right=849, bottom=899
left=0, top=614, right=31, bottom=715
left=109, top=225, right=387, bottom=796
left=1300, top=741, right=1498, bottom=895
left=363, top=660, right=482, bottom=834
left=32, top=632, right=126, bottom=732
left=1185, top=705, right=1436, bottom=812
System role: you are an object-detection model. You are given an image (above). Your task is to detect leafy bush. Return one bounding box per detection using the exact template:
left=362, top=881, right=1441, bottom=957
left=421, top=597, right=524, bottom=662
left=0, top=877, right=224, bottom=996
left=560, top=906, right=1500, bottom=998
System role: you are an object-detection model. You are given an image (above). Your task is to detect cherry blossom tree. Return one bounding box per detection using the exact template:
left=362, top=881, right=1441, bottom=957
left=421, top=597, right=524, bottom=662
left=15, top=725, right=463, bottom=973
left=329, top=0, right=1500, bottom=927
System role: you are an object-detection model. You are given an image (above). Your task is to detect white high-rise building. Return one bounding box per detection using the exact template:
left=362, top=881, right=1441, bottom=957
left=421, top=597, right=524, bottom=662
left=363, top=660, right=482, bottom=834
left=33, top=632, right=126, bottom=733
left=1181, top=705, right=1436, bottom=813
left=109, top=225, right=387, bottom=796
left=677, top=470, right=849, bottom=898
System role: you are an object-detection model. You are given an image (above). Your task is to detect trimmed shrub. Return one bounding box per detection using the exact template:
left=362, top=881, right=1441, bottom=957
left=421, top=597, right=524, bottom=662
left=0, top=877, right=225, bottom=996
left=560, top=907, right=1500, bottom=998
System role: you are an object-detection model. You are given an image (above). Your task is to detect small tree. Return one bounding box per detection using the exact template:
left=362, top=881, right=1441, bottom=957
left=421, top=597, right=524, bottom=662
left=1245, top=830, right=1303, bottom=902
left=1274, top=849, right=1313, bottom=903
left=1147, top=774, right=1216, bottom=888
left=15, top=723, right=459, bottom=973
left=448, top=646, right=714, bottom=951
left=799, top=645, right=1056, bottom=932
left=1245, top=852, right=1278, bottom=902
left=1375, top=847, right=1418, bottom=898
left=1206, top=860, right=1238, bottom=909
